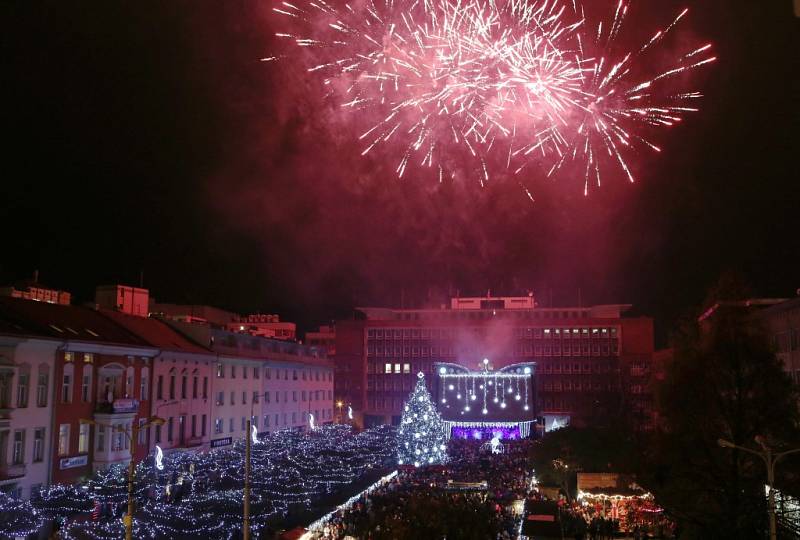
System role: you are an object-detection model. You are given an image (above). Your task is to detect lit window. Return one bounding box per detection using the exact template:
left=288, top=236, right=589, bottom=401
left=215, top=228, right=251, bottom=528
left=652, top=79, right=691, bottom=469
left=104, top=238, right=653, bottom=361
left=384, top=363, right=392, bottom=374
left=78, top=423, right=90, bottom=454
left=58, top=424, right=70, bottom=456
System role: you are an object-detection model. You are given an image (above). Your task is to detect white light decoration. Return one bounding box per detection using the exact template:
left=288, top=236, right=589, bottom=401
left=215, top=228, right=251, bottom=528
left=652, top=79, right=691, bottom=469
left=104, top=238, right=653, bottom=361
left=155, top=445, right=164, bottom=471
left=251, top=424, right=259, bottom=444
left=448, top=384, right=454, bottom=390
left=397, top=372, right=448, bottom=468
left=30, top=424, right=397, bottom=540
left=482, top=408, right=488, bottom=414
left=347, top=405, right=353, bottom=420
left=309, top=412, right=316, bottom=430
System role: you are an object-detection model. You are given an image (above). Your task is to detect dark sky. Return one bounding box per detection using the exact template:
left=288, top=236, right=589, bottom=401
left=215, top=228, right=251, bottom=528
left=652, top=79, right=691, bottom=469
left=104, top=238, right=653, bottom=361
left=1, top=1, right=798, bottom=344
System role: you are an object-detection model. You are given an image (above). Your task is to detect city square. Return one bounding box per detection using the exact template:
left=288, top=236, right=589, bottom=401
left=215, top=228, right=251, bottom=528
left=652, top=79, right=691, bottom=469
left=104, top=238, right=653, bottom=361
left=1, top=0, right=799, bottom=539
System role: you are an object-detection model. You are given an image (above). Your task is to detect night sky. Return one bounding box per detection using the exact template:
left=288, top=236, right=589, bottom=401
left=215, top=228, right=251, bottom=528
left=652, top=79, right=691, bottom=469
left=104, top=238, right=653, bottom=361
left=1, top=1, right=798, bottom=343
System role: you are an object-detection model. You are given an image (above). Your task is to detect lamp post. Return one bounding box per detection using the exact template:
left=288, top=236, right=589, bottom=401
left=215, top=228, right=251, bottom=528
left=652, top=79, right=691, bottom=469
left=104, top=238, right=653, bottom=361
left=336, top=401, right=343, bottom=423
left=80, top=416, right=165, bottom=540
left=244, top=418, right=251, bottom=540
left=718, top=437, right=800, bottom=540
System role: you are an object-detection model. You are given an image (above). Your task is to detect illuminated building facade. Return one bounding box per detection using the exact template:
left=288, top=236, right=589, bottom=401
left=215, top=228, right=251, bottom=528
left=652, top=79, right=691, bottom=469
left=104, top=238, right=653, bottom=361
left=335, top=295, right=655, bottom=431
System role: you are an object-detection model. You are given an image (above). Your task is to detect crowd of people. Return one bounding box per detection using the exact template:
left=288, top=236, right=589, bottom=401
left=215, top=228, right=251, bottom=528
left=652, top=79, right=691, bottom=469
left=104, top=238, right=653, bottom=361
left=309, top=438, right=537, bottom=540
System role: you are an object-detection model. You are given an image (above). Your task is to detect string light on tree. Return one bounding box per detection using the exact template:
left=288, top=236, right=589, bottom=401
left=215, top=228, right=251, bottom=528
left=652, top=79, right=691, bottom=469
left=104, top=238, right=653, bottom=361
left=397, top=372, right=449, bottom=467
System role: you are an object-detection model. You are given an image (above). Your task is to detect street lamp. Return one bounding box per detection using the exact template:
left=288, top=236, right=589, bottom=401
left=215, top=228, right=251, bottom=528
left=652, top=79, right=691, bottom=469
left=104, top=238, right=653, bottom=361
left=336, top=401, right=343, bottom=422
left=80, top=416, right=165, bottom=540
left=718, top=436, right=800, bottom=540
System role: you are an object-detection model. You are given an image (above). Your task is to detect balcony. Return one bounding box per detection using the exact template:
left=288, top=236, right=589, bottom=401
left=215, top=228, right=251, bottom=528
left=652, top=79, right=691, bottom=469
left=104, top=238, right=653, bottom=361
left=0, top=463, right=26, bottom=481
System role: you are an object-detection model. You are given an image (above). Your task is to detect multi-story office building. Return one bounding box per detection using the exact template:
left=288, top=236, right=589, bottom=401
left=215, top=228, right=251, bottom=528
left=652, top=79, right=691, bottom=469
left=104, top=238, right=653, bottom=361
left=335, top=295, right=655, bottom=432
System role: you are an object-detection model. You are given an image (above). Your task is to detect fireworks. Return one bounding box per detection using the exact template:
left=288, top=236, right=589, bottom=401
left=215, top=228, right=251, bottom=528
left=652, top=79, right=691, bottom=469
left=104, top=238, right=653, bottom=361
left=270, top=0, right=714, bottom=196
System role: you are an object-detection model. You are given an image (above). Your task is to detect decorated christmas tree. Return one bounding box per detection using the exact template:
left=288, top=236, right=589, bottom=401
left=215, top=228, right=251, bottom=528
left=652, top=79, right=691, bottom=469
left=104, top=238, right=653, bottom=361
left=397, top=372, right=449, bottom=467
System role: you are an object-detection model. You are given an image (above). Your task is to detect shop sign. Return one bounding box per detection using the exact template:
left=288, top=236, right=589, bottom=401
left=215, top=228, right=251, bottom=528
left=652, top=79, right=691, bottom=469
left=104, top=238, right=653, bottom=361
left=60, top=455, right=89, bottom=470
left=210, top=437, right=232, bottom=448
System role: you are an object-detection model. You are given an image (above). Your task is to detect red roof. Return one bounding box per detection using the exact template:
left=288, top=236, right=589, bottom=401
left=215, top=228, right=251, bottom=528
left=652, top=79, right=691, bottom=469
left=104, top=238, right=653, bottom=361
left=98, top=310, right=211, bottom=354
left=0, top=296, right=148, bottom=347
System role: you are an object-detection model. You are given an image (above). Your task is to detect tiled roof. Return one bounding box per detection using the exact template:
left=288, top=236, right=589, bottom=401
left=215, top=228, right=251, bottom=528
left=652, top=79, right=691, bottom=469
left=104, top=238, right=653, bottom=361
left=99, top=310, right=211, bottom=354
left=0, top=296, right=148, bottom=346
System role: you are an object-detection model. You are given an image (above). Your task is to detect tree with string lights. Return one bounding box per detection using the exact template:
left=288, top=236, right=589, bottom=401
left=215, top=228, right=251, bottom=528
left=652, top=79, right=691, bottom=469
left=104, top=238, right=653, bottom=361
left=397, top=372, right=449, bottom=468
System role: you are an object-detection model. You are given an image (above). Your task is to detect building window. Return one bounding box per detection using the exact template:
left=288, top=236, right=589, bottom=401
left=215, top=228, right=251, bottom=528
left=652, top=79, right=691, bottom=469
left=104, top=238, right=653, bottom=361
left=231, top=365, right=236, bottom=379
left=36, top=369, right=48, bottom=407
left=384, top=363, right=392, bottom=374
left=98, top=425, right=107, bottom=451
left=229, top=418, right=234, bottom=433
left=154, top=424, right=161, bottom=444
left=241, top=417, right=246, bottom=430
left=81, top=371, right=91, bottom=403
left=302, top=390, right=306, bottom=402
left=254, top=367, right=260, bottom=379
left=61, top=365, right=73, bottom=403
left=230, top=391, right=235, bottom=405
left=265, top=368, right=271, bottom=380
left=253, top=391, right=259, bottom=404
left=140, top=368, right=149, bottom=401
left=191, top=415, right=197, bottom=438
left=156, top=375, right=163, bottom=400
left=242, top=391, right=247, bottom=405
left=138, top=419, right=147, bottom=445
left=201, top=414, right=207, bottom=436
left=292, top=412, right=296, bottom=424
left=78, top=423, right=90, bottom=454
left=203, top=377, right=208, bottom=399
left=16, top=372, right=29, bottom=408
left=169, top=374, right=175, bottom=400
left=243, top=366, right=248, bottom=379
left=12, top=430, right=25, bottom=465
left=215, top=418, right=223, bottom=434
left=181, top=374, right=187, bottom=399
left=167, top=417, right=174, bottom=442
left=217, top=364, right=224, bottom=378
left=112, top=428, right=124, bottom=452
left=58, top=423, right=70, bottom=456
left=83, top=353, right=94, bottom=363
left=64, top=352, right=74, bottom=363
left=293, top=391, right=297, bottom=402
left=33, top=428, right=45, bottom=462
left=265, top=392, right=270, bottom=403
left=293, top=370, right=298, bottom=381
left=192, top=376, right=198, bottom=399
left=264, top=416, right=270, bottom=428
